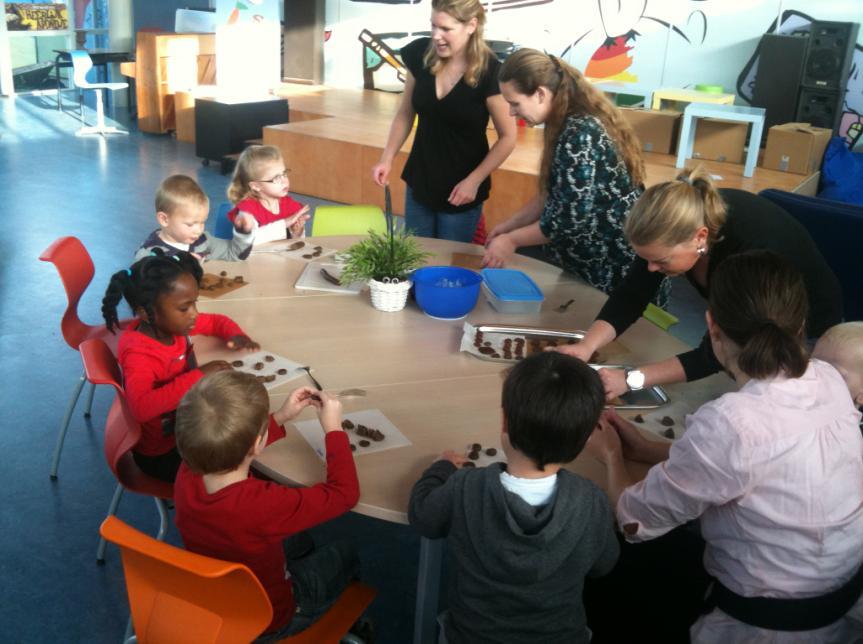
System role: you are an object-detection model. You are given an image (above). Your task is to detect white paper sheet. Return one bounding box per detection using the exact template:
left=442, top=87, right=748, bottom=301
left=226, top=350, right=305, bottom=391
left=293, top=409, right=412, bottom=460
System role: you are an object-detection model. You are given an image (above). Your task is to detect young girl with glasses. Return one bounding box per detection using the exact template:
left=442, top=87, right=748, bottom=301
left=227, top=145, right=310, bottom=245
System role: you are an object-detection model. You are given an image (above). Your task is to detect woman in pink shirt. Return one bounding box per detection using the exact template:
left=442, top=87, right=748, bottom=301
left=588, top=250, right=863, bottom=642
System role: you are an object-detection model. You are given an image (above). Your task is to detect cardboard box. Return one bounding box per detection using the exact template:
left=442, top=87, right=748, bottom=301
left=620, top=108, right=681, bottom=154
left=691, top=118, right=748, bottom=164
left=762, top=122, right=832, bottom=175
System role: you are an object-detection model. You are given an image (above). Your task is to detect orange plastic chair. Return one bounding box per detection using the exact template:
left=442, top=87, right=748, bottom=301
left=40, top=236, right=132, bottom=479
left=100, top=515, right=377, bottom=644
left=79, top=339, right=173, bottom=564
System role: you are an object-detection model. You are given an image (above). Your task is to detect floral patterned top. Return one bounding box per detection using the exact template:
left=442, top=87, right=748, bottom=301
left=540, top=114, right=666, bottom=304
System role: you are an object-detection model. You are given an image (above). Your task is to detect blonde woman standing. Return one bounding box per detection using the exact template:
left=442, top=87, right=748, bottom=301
left=371, top=0, right=516, bottom=242
left=484, top=48, right=655, bottom=299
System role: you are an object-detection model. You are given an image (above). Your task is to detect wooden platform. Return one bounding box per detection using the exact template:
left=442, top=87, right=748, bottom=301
left=264, top=85, right=817, bottom=230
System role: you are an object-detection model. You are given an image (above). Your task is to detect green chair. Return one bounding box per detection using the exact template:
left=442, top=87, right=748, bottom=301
left=642, top=303, right=679, bottom=332
left=311, top=205, right=387, bottom=236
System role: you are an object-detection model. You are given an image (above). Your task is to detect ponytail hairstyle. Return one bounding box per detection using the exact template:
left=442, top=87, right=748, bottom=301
left=102, top=249, right=203, bottom=334
left=624, top=166, right=727, bottom=248
left=424, top=0, right=493, bottom=88
left=227, top=145, right=285, bottom=204
left=708, top=250, right=809, bottom=380
left=499, top=48, right=645, bottom=192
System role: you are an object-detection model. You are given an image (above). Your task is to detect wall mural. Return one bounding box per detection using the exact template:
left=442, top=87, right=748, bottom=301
left=330, top=0, right=861, bottom=148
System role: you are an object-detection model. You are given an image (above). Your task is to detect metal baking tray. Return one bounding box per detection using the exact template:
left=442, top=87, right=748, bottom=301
left=469, top=324, right=669, bottom=409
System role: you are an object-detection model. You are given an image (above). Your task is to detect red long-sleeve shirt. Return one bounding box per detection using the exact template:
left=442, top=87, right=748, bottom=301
left=228, top=196, right=303, bottom=227
left=118, top=314, right=245, bottom=456
left=174, top=426, right=359, bottom=633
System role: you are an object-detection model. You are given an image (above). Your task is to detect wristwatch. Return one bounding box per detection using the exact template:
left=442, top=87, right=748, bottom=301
left=624, top=368, right=646, bottom=392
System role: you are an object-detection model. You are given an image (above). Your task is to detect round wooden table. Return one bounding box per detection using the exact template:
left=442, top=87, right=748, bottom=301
left=196, top=235, right=734, bottom=643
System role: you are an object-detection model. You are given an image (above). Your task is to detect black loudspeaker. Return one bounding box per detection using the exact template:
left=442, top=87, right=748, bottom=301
left=796, top=87, right=843, bottom=132
left=752, top=34, right=809, bottom=132
left=800, top=21, right=859, bottom=91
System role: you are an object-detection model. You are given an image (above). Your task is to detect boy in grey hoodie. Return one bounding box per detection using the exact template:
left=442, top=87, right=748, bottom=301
left=409, top=352, right=620, bottom=644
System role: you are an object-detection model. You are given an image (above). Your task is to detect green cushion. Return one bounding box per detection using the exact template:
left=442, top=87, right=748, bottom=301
left=311, top=205, right=387, bottom=236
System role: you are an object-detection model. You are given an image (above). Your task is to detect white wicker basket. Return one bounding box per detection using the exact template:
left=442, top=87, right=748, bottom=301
left=368, top=278, right=412, bottom=312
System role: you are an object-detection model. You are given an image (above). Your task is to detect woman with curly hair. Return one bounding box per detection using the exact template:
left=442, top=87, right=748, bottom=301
left=484, top=48, right=661, bottom=301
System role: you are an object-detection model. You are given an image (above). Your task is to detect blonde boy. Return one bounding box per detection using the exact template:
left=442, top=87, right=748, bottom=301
left=813, top=322, right=863, bottom=407
left=135, top=174, right=256, bottom=261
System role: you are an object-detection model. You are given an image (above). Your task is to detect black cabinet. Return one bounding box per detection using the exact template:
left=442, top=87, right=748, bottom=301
left=194, top=97, right=289, bottom=168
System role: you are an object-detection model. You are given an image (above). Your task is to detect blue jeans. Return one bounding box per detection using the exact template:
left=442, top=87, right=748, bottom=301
left=255, top=539, right=359, bottom=642
left=404, top=187, right=483, bottom=243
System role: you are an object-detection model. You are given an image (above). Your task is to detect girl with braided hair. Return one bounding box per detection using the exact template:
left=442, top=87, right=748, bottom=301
left=102, top=249, right=259, bottom=482
left=484, top=47, right=657, bottom=302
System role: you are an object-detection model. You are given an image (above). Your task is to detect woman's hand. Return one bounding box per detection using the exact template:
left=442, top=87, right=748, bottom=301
left=274, top=386, right=320, bottom=423
left=598, top=368, right=629, bottom=402
left=448, top=176, right=481, bottom=207
left=226, top=335, right=260, bottom=351
left=482, top=233, right=516, bottom=268
left=585, top=416, right=623, bottom=464
left=372, top=160, right=392, bottom=187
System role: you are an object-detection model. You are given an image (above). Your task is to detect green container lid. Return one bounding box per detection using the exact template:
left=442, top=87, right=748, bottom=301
left=695, top=84, right=724, bottom=94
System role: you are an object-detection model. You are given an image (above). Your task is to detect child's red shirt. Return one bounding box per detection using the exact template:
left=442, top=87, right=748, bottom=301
left=174, top=427, right=359, bottom=633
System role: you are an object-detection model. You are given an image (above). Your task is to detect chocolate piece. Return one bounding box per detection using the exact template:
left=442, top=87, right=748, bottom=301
left=485, top=448, right=497, bottom=456
left=633, top=414, right=645, bottom=424
left=314, top=246, right=323, bottom=252
left=483, top=341, right=491, bottom=347
left=277, top=368, right=287, bottom=375
left=342, top=420, right=355, bottom=430
left=255, top=375, right=266, bottom=383
left=350, top=444, right=357, bottom=452
left=358, top=440, right=370, bottom=447
left=302, top=254, right=314, bottom=259
left=490, top=353, right=501, bottom=359
left=369, top=429, right=385, bottom=442
left=234, top=275, right=244, bottom=283
left=288, top=241, right=305, bottom=251
left=468, top=450, right=479, bottom=460
left=660, top=416, right=675, bottom=426
left=471, top=443, right=481, bottom=451
left=461, top=461, right=476, bottom=468
left=356, top=424, right=369, bottom=436
left=231, top=360, right=244, bottom=367
left=264, top=374, right=276, bottom=383
left=253, top=362, right=264, bottom=370
left=220, top=271, right=228, bottom=277
left=478, top=346, right=495, bottom=355
left=662, top=428, right=675, bottom=439
left=264, top=355, right=275, bottom=362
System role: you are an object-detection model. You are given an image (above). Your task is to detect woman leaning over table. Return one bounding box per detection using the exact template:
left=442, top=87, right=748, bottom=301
left=482, top=48, right=665, bottom=301
left=558, top=166, right=842, bottom=400
left=587, top=250, right=863, bottom=642
left=371, top=0, right=516, bottom=243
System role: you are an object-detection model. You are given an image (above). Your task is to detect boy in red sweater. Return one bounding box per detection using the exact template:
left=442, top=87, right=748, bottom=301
left=173, top=371, right=361, bottom=640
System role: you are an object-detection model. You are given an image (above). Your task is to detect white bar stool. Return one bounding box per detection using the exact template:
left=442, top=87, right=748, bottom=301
left=676, top=103, right=766, bottom=177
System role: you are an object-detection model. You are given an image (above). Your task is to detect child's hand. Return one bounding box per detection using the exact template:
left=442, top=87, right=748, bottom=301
left=199, top=360, right=232, bottom=375
left=273, top=386, right=321, bottom=424
left=439, top=450, right=469, bottom=467
left=585, top=416, right=623, bottom=464
left=226, top=335, right=260, bottom=351
left=233, top=212, right=256, bottom=234
left=313, top=391, right=343, bottom=433
left=288, top=206, right=310, bottom=238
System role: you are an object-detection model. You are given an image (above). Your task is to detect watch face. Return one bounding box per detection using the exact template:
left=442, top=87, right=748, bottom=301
left=627, top=370, right=645, bottom=390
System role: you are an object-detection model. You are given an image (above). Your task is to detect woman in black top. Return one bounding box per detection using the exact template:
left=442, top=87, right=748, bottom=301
left=560, top=167, right=843, bottom=399
left=371, top=0, right=516, bottom=242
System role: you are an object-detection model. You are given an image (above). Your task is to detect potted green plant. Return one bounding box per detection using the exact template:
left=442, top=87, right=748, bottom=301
left=338, top=188, right=431, bottom=312
left=339, top=228, right=431, bottom=312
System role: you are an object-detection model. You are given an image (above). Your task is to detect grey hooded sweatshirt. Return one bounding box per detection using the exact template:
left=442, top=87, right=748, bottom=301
left=409, top=461, right=619, bottom=644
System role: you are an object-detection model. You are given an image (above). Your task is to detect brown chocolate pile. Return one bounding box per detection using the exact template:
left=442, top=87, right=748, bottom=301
left=231, top=360, right=244, bottom=368
left=356, top=424, right=385, bottom=442
left=341, top=420, right=355, bottom=430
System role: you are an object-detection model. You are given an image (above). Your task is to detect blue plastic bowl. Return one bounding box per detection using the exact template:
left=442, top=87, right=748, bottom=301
left=412, top=266, right=482, bottom=320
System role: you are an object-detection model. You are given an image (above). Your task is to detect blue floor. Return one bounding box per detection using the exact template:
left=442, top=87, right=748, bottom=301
left=0, top=94, right=705, bottom=643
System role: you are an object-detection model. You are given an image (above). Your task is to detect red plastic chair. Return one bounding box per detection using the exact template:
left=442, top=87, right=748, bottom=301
left=40, top=236, right=132, bottom=479
left=78, top=339, right=173, bottom=565
left=100, top=515, right=377, bottom=643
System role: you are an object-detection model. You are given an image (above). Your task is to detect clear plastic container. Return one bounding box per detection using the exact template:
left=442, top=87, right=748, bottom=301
left=480, top=269, right=544, bottom=313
